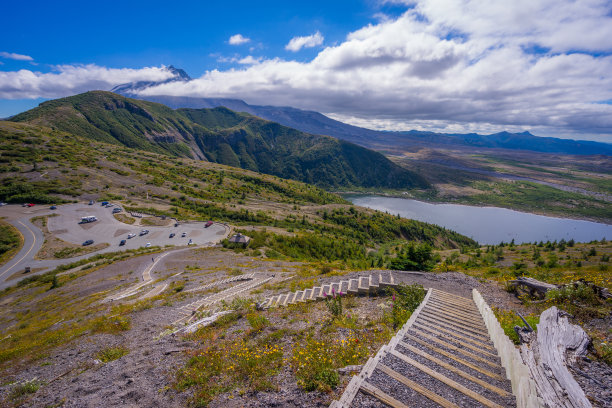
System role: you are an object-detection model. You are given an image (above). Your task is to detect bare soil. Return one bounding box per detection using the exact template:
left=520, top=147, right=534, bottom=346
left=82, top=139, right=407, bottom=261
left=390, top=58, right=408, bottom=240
left=0, top=247, right=527, bottom=408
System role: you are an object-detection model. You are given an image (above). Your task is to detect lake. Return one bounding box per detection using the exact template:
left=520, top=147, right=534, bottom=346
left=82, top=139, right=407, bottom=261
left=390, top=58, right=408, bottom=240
left=347, top=195, right=612, bottom=245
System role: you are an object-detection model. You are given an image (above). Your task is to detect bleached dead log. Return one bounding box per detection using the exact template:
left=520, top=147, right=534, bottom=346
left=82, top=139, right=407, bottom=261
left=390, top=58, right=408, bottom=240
left=510, top=277, right=558, bottom=298
left=510, top=277, right=611, bottom=301
left=517, top=306, right=591, bottom=408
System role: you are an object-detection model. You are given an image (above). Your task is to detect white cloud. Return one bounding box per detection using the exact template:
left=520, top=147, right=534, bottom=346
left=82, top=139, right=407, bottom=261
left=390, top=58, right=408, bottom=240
left=229, top=34, right=250, bottom=45
left=237, top=56, right=262, bottom=65
left=0, top=65, right=175, bottom=99
left=285, top=31, right=324, bottom=52
left=0, top=51, right=34, bottom=61
left=2, top=1, right=612, bottom=140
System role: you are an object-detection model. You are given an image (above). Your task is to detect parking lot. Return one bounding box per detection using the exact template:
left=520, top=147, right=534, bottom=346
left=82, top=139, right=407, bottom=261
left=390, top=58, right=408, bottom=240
left=48, top=203, right=227, bottom=250
left=0, top=203, right=229, bottom=287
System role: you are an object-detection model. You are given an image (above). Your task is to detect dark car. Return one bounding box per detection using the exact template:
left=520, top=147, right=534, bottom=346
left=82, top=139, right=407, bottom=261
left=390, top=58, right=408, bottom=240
left=181, top=232, right=187, bottom=237
left=88, top=200, right=94, bottom=205
left=174, top=223, right=179, bottom=227
left=169, top=233, right=175, bottom=238
left=205, top=221, right=213, bottom=228
left=119, top=239, right=126, bottom=246
left=139, top=230, right=149, bottom=236
left=50, top=205, right=57, bottom=210
left=82, top=240, right=94, bottom=246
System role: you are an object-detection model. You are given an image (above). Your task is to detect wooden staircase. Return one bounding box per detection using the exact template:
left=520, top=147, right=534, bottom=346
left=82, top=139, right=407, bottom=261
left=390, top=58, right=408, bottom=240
left=257, top=271, right=396, bottom=309
left=330, top=288, right=516, bottom=408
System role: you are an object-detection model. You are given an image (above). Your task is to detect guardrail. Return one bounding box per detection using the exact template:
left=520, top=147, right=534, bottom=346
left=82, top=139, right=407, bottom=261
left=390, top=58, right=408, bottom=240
left=472, top=289, right=543, bottom=408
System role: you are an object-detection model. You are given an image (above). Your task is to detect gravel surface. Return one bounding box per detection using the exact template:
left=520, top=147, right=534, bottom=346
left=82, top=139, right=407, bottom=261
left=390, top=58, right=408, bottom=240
left=1, top=255, right=583, bottom=408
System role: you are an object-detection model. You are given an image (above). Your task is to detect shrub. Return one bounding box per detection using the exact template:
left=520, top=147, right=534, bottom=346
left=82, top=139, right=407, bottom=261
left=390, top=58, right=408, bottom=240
left=384, top=283, right=426, bottom=329
left=9, top=378, right=42, bottom=400
left=389, top=242, right=436, bottom=271
left=324, top=289, right=343, bottom=318
left=493, top=308, right=539, bottom=344
left=90, top=314, right=131, bottom=334
left=291, top=335, right=368, bottom=392
left=96, top=346, right=129, bottom=363
left=246, top=312, right=269, bottom=332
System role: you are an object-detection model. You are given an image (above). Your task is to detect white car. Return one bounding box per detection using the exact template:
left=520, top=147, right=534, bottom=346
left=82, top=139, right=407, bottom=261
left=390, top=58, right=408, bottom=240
left=127, top=233, right=136, bottom=239
left=145, top=243, right=151, bottom=248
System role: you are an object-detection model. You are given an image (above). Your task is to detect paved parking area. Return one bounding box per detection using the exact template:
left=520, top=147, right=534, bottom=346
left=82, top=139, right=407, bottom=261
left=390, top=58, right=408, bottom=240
left=49, top=203, right=227, bottom=250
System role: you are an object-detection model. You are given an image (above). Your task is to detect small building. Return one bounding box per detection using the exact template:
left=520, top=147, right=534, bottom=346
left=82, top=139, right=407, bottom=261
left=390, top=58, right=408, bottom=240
left=228, top=233, right=251, bottom=245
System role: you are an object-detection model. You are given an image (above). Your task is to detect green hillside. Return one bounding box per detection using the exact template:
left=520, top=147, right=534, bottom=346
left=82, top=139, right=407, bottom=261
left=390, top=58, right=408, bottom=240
left=11, top=91, right=428, bottom=190
left=0, top=121, right=475, bottom=255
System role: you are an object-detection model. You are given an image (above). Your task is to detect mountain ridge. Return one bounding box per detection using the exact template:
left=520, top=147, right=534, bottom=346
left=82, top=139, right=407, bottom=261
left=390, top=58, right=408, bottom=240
left=10, top=91, right=428, bottom=190
left=113, top=70, right=611, bottom=156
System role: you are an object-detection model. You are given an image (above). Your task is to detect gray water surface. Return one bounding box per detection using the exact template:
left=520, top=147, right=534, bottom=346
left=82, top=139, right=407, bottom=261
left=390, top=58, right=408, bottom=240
left=348, top=195, right=611, bottom=245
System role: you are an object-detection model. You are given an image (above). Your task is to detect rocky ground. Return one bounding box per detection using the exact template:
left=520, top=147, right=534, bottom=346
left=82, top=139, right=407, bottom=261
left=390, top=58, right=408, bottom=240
left=0, top=248, right=609, bottom=407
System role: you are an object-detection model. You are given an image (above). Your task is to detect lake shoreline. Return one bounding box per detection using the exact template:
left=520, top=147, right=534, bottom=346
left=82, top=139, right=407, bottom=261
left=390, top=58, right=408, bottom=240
left=335, top=191, right=612, bottom=225
left=344, top=194, right=611, bottom=245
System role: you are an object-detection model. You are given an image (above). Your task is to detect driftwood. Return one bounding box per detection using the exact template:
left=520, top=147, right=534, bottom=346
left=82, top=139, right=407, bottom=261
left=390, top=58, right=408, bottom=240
left=517, top=306, right=591, bottom=408
left=510, top=277, right=558, bottom=298
left=510, top=277, right=611, bottom=301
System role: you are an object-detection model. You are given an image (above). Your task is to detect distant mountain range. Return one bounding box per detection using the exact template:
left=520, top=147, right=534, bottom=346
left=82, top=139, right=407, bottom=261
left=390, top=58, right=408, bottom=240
left=11, top=91, right=428, bottom=190
left=113, top=66, right=612, bottom=156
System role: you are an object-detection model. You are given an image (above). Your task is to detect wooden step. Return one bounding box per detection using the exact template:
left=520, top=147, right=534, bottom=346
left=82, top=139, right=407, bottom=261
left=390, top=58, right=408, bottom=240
left=358, top=276, right=369, bottom=293
left=360, top=380, right=409, bottom=408
left=303, top=288, right=313, bottom=301
left=368, top=275, right=379, bottom=291
left=348, top=279, right=359, bottom=294
left=339, top=280, right=349, bottom=294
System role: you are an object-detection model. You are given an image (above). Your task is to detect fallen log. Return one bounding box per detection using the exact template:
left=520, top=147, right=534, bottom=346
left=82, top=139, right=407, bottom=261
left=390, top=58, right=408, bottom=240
left=509, top=277, right=558, bottom=298
left=517, top=306, right=591, bottom=408
left=509, top=277, right=611, bottom=301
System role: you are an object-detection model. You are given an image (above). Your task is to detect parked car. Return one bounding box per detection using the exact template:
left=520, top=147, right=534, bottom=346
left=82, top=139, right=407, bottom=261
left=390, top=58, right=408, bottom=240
left=188, top=239, right=193, bottom=245
left=112, top=207, right=121, bottom=213
left=205, top=221, right=213, bottom=228
left=22, top=203, right=35, bottom=207
left=127, top=233, right=136, bottom=239
left=106, top=203, right=114, bottom=208
left=82, top=239, right=94, bottom=246
left=139, top=230, right=149, bottom=236
left=174, top=223, right=179, bottom=227
left=88, top=200, right=95, bottom=205
left=101, top=201, right=109, bottom=206
left=181, top=232, right=187, bottom=237
left=50, top=205, right=57, bottom=210
left=169, top=233, right=175, bottom=238
left=0, top=202, right=7, bottom=206
left=119, top=239, right=126, bottom=246
left=145, top=243, right=151, bottom=248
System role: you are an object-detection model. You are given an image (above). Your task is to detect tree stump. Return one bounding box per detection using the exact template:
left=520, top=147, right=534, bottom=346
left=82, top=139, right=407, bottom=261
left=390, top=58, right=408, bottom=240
left=517, top=306, right=591, bottom=408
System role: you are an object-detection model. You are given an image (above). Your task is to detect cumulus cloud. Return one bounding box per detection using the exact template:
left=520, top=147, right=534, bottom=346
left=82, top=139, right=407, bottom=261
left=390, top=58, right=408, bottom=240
left=237, top=55, right=262, bottom=65
left=0, top=65, right=175, bottom=99
left=285, top=31, right=324, bottom=52
left=2, top=1, right=612, bottom=140
left=228, top=34, right=250, bottom=45
left=0, top=51, right=34, bottom=61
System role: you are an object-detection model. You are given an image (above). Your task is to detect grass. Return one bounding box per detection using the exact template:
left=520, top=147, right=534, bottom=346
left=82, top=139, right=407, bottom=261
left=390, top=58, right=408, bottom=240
left=175, top=282, right=426, bottom=405
left=291, top=334, right=368, bottom=392
left=8, top=378, right=42, bottom=401
left=113, top=213, right=135, bottom=224
left=492, top=307, right=540, bottom=344
left=0, top=219, right=23, bottom=266
left=96, top=346, right=129, bottom=363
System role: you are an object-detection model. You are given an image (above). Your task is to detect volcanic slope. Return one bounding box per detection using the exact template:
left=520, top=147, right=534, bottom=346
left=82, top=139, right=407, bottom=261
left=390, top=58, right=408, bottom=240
left=11, top=91, right=428, bottom=190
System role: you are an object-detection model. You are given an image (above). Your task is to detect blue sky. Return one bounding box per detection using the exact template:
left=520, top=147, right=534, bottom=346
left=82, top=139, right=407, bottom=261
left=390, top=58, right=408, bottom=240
left=2, top=0, right=612, bottom=142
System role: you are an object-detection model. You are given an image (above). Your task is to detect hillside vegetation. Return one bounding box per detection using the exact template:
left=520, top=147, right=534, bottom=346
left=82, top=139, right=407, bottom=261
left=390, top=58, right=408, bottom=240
left=0, top=121, right=475, bottom=269
left=11, top=91, right=428, bottom=190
